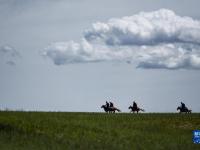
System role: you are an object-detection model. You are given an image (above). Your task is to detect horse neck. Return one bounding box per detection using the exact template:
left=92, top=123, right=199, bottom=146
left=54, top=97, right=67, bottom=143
left=103, top=106, right=108, bottom=111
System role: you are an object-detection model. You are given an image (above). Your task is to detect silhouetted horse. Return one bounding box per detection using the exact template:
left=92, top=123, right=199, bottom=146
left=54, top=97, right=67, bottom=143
left=101, top=105, right=120, bottom=113
left=128, top=106, right=145, bottom=113
left=177, top=106, right=192, bottom=113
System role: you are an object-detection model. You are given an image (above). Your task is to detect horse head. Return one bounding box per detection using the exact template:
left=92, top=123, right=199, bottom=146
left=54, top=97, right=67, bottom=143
left=177, top=106, right=181, bottom=110
left=101, top=105, right=105, bottom=108
left=128, top=106, right=132, bottom=109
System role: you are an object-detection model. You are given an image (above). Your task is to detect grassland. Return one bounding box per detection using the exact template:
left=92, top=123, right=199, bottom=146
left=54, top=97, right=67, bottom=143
left=0, top=111, right=200, bottom=150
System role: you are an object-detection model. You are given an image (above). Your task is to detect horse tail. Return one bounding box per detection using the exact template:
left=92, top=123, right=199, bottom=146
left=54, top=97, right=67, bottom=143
left=116, top=108, right=121, bottom=112
left=140, top=108, right=145, bottom=112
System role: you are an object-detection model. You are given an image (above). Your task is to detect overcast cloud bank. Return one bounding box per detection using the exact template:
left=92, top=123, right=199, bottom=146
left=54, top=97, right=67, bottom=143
left=42, top=9, right=200, bottom=69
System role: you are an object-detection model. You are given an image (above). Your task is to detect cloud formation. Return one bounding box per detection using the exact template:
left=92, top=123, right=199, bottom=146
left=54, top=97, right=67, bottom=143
left=42, top=9, right=200, bottom=69
left=84, top=9, right=200, bottom=46
left=137, top=44, right=200, bottom=69
left=0, top=45, right=21, bottom=66
left=42, top=39, right=136, bottom=65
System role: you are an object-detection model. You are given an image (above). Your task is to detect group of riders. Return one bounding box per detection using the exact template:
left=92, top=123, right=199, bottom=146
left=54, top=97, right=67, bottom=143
left=105, top=101, right=114, bottom=108
left=101, top=100, right=144, bottom=113
left=101, top=100, right=191, bottom=113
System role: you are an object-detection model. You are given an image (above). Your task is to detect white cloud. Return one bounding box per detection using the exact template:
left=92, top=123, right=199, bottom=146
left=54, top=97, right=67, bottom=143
left=84, top=9, right=200, bottom=46
left=42, top=9, right=200, bottom=69
left=42, top=39, right=136, bottom=65
left=0, top=45, right=21, bottom=66
left=137, top=44, right=200, bottom=69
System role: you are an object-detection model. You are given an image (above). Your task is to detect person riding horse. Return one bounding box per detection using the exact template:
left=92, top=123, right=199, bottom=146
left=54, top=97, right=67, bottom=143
left=133, top=101, right=137, bottom=109
left=109, top=102, right=114, bottom=108
left=181, top=102, right=186, bottom=110
left=177, top=102, right=192, bottom=113
left=106, top=101, right=109, bottom=108
left=129, top=101, right=145, bottom=113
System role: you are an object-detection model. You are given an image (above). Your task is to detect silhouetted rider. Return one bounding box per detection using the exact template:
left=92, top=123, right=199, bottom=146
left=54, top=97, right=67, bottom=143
left=106, top=101, right=109, bottom=108
left=181, top=102, right=185, bottom=109
left=133, top=101, right=137, bottom=109
left=109, top=102, right=114, bottom=108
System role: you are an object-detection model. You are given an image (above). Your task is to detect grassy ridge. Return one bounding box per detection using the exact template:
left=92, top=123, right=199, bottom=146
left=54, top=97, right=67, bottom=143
left=0, top=111, right=200, bottom=150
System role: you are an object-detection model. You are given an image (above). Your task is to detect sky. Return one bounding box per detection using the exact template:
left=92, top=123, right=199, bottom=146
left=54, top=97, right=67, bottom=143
left=0, top=0, right=200, bottom=112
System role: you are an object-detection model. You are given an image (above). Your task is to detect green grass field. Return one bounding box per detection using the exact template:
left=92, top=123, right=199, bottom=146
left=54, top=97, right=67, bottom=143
left=0, top=111, right=200, bottom=150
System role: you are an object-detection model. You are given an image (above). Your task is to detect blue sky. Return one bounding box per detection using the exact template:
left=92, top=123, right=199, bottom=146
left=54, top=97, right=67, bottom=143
left=0, top=0, right=200, bottom=112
